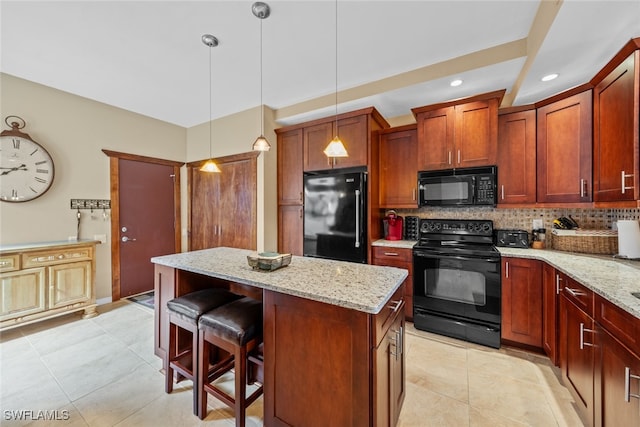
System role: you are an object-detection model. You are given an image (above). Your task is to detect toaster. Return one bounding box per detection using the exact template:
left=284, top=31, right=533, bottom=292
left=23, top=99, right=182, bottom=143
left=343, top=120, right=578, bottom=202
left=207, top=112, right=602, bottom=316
left=495, top=229, right=529, bottom=248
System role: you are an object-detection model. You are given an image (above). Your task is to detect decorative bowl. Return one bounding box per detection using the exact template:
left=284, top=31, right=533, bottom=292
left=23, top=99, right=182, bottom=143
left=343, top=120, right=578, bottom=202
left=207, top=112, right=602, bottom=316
left=247, top=252, right=292, bottom=271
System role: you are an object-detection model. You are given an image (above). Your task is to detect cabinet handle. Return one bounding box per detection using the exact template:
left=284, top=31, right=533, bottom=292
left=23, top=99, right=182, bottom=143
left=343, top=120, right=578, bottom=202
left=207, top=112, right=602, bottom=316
left=505, top=261, right=509, bottom=278
left=384, top=252, right=399, bottom=256
left=555, top=274, right=562, bottom=295
left=579, top=322, right=596, bottom=349
left=457, top=149, right=461, bottom=165
left=299, top=207, right=303, bottom=219
left=399, top=325, right=404, bottom=356
left=448, top=151, right=452, bottom=165
left=565, top=287, right=585, bottom=298
left=624, top=367, right=640, bottom=402
left=412, top=187, right=416, bottom=201
left=299, top=191, right=303, bottom=203
left=354, top=190, right=360, bottom=248
left=621, top=171, right=634, bottom=194
left=501, top=185, right=504, bottom=200
left=388, top=299, right=402, bottom=312
left=580, top=179, right=587, bottom=198
left=389, top=330, right=399, bottom=359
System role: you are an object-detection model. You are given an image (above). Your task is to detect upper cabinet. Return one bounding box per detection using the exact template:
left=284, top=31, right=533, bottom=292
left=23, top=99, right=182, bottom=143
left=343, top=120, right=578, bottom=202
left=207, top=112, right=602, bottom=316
left=302, top=108, right=388, bottom=172
left=412, top=90, right=504, bottom=171
left=497, top=108, right=537, bottom=205
left=536, top=89, right=593, bottom=203
left=277, top=128, right=304, bottom=205
left=591, top=40, right=640, bottom=204
left=378, top=125, right=418, bottom=208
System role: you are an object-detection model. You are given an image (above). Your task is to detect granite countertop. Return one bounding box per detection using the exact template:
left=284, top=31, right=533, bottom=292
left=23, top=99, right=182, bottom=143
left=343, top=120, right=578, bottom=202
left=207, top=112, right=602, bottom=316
left=151, top=247, right=408, bottom=315
left=372, top=239, right=417, bottom=249
left=499, top=247, right=640, bottom=320
left=0, top=239, right=100, bottom=253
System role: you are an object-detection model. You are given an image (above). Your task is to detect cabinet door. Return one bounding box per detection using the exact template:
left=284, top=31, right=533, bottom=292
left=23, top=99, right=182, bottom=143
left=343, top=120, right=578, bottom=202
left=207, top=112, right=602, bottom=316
left=595, top=327, right=640, bottom=427
left=303, top=122, right=334, bottom=171
left=277, top=129, right=304, bottom=205
left=48, top=261, right=92, bottom=308
left=333, top=115, right=368, bottom=169
left=0, top=267, right=46, bottom=320
left=497, top=109, right=537, bottom=204
left=416, top=107, right=455, bottom=170
left=371, top=247, right=413, bottom=321
left=593, top=52, right=638, bottom=202
left=154, top=264, right=176, bottom=361
left=537, top=90, right=593, bottom=203
left=501, top=258, right=542, bottom=347
left=278, top=205, right=303, bottom=256
left=454, top=99, right=498, bottom=168
left=379, top=127, right=418, bottom=208
left=542, top=264, right=561, bottom=365
left=560, top=294, right=595, bottom=426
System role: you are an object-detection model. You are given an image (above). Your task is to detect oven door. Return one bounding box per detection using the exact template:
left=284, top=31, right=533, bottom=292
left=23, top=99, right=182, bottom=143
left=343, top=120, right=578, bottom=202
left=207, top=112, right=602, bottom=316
left=418, top=175, right=474, bottom=207
left=413, top=250, right=501, bottom=325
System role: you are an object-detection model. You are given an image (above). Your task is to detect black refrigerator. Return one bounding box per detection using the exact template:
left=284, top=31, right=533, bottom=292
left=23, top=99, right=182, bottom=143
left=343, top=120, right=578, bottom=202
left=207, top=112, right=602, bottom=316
left=303, top=169, right=367, bottom=263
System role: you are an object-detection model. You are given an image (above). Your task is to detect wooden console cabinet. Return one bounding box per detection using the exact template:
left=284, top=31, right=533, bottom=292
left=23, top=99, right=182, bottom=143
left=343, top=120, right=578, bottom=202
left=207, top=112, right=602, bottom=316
left=0, top=241, right=98, bottom=330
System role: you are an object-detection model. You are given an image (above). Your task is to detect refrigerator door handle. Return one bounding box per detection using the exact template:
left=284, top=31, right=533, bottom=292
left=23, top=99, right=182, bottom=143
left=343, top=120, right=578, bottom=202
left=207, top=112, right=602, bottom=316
left=355, top=189, right=361, bottom=248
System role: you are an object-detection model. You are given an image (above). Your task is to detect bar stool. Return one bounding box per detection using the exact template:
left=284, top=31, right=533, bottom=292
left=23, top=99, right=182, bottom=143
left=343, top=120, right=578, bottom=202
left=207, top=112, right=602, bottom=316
left=197, top=296, right=263, bottom=425
left=165, top=288, right=243, bottom=413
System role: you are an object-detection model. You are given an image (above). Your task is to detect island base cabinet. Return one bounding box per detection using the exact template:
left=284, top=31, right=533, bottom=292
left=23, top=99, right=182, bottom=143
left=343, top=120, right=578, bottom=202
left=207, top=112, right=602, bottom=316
left=263, top=290, right=371, bottom=426
left=595, top=327, right=640, bottom=427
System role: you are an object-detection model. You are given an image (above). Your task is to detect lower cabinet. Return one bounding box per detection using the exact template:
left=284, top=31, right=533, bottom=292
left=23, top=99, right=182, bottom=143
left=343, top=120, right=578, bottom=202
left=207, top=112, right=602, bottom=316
left=277, top=204, right=303, bottom=256
left=501, top=257, right=542, bottom=348
left=371, top=246, right=413, bottom=320
left=0, top=242, right=97, bottom=330
left=542, top=263, right=560, bottom=365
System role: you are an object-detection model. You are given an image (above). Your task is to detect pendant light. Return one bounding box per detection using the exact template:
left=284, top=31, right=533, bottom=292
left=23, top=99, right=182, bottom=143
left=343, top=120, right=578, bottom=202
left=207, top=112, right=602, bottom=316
left=252, top=2, right=271, bottom=152
left=200, top=34, right=221, bottom=173
left=324, top=0, right=348, bottom=158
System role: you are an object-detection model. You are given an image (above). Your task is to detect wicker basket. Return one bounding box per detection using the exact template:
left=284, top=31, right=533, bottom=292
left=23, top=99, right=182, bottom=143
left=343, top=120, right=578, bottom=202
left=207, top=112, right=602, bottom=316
left=247, top=252, right=292, bottom=271
left=550, top=229, right=618, bottom=255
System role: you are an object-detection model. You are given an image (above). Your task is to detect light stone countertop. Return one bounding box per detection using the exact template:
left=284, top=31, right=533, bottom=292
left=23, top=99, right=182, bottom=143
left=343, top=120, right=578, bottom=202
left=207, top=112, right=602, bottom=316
left=372, top=239, right=417, bottom=249
left=151, top=247, right=408, bottom=315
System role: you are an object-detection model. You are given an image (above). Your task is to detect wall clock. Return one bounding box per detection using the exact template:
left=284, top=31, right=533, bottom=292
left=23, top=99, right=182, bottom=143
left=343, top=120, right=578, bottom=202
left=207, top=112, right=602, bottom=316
left=0, top=116, right=55, bottom=202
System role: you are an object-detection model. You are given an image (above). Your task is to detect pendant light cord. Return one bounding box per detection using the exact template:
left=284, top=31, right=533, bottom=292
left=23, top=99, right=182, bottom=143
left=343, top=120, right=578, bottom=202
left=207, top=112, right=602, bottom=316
left=260, top=16, right=264, bottom=136
left=208, top=42, right=213, bottom=159
left=335, top=0, right=338, bottom=135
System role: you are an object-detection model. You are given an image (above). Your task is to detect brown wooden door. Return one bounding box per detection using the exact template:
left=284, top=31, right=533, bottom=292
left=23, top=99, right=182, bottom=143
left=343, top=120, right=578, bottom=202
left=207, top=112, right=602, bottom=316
left=454, top=99, right=498, bottom=168
left=593, top=52, right=637, bottom=202
left=118, top=159, right=178, bottom=297
left=333, top=115, right=368, bottom=169
left=560, top=294, right=595, bottom=426
left=189, top=152, right=257, bottom=251
left=379, top=126, right=418, bottom=208
left=277, top=128, right=303, bottom=205
left=537, top=90, right=593, bottom=203
left=501, top=258, right=543, bottom=348
left=542, top=263, right=560, bottom=365
left=416, top=106, right=454, bottom=171
left=595, top=326, right=640, bottom=427
left=277, top=205, right=303, bottom=256
left=497, top=109, right=537, bottom=204
left=303, top=122, right=333, bottom=171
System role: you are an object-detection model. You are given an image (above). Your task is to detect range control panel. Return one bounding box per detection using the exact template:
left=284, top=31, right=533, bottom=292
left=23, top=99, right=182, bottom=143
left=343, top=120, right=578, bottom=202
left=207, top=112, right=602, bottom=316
left=419, top=219, right=494, bottom=237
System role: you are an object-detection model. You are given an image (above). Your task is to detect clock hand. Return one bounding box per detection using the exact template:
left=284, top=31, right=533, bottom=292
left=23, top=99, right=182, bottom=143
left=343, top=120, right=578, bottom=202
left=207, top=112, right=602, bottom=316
left=0, top=164, right=27, bottom=175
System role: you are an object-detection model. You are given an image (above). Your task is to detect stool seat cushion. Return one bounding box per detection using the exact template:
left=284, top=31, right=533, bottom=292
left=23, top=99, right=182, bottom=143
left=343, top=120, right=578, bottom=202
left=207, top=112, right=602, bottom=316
left=167, top=289, right=242, bottom=322
left=199, top=297, right=263, bottom=345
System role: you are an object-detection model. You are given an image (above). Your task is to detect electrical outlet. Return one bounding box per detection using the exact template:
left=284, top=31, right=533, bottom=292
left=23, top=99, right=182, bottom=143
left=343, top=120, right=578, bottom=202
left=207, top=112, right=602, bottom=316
left=94, top=234, right=107, bottom=244
left=532, top=219, right=543, bottom=229
left=68, top=236, right=78, bottom=241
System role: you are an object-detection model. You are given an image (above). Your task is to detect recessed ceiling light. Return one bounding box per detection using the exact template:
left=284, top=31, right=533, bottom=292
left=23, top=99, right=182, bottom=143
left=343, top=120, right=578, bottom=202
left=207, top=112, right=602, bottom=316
left=541, top=73, right=558, bottom=82
left=450, top=79, right=463, bottom=87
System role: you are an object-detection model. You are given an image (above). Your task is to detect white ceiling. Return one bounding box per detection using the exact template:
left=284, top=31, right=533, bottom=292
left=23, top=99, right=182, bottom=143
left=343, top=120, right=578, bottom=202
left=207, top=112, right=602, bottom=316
left=2, top=1, right=639, bottom=128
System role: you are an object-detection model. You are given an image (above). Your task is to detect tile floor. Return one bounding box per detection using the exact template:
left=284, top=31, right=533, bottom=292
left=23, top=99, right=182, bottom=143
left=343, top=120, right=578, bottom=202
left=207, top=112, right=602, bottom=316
left=0, top=300, right=585, bottom=426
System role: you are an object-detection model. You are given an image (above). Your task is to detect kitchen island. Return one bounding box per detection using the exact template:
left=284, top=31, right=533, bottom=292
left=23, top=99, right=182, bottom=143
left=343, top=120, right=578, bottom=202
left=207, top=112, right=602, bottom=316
left=151, top=247, right=408, bottom=426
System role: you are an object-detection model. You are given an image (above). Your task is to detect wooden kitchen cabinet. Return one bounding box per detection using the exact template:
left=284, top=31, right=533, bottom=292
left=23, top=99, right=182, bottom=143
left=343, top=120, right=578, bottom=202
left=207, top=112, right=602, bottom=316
left=277, top=205, right=303, bottom=256
left=501, top=257, right=542, bottom=348
left=0, top=241, right=97, bottom=330
left=372, top=246, right=413, bottom=321
left=277, top=128, right=303, bottom=205
left=559, top=277, right=595, bottom=427
left=542, top=263, right=562, bottom=366
left=412, top=90, right=503, bottom=171
left=536, top=89, right=593, bottom=203
left=497, top=108, right=537, bottom=204
left=592, top=45, right=640, bottom=204
left=378, top=125, right=418, bottom=208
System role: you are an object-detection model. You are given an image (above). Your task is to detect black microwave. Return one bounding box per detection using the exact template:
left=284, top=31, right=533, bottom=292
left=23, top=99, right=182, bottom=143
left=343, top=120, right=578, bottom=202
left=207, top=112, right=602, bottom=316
left=417, top=166, right=497, bottom=207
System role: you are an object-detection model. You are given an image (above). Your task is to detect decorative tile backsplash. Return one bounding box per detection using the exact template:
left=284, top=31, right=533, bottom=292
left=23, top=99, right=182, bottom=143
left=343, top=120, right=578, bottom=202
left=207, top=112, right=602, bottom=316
left=392, top=207, right=640, bottom=232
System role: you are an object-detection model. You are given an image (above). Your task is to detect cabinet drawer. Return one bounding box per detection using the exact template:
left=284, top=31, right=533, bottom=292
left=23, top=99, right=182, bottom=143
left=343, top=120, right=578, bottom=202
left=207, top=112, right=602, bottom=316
left=0, top=254, right=20, bottom=272
left=372, top=246, right=412, bottom=263
left=595, top=294, right=640, bottom=356
left=561, top=276, right=593, bottom=317
left=22, top=246, right=93, bottom=268
left=373, top=285, right=404, bottom=347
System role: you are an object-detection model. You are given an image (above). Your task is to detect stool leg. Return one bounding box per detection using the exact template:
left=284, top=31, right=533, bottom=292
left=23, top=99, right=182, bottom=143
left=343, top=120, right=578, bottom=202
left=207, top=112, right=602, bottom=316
left=165, top=321, right=176, bottom=394
left=235, top=345, right=247, bottom=427
left=197, top=330, right=209, bottom=420
left=191, top=323, right=199, bottom=416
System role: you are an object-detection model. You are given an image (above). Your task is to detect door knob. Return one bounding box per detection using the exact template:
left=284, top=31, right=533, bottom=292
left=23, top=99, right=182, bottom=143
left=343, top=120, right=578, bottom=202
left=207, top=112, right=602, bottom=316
left=121, top=236, right=137, bottom=242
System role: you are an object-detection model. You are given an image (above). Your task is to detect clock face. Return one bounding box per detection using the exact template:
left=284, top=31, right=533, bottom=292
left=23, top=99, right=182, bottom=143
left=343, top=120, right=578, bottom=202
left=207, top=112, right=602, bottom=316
left=0, top=134, right=55, bottom=202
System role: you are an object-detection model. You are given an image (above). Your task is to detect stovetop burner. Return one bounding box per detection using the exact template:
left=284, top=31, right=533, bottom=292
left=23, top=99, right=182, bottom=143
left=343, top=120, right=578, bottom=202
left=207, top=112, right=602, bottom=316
left=414, top=219, right=498, bottom=257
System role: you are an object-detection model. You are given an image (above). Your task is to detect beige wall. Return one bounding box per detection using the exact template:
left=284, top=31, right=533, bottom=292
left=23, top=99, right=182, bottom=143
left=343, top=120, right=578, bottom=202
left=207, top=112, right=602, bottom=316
left=1, top=73, right=279, bottom=303
left=0, top=73, right=186, bottom=301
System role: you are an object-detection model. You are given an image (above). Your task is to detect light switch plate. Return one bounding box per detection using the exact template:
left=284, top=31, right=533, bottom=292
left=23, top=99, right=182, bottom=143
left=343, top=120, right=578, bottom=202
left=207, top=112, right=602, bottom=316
left=532, top=219, right=543, bottom=229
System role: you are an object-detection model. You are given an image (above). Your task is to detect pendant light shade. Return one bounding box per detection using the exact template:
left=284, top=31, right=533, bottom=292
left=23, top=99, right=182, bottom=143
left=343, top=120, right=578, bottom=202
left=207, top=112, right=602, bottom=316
left=325, top=0, right=348, bottom=158
left=252, top=2, right=271, bottom=152
left=200, top=33, right=221, bottom=173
